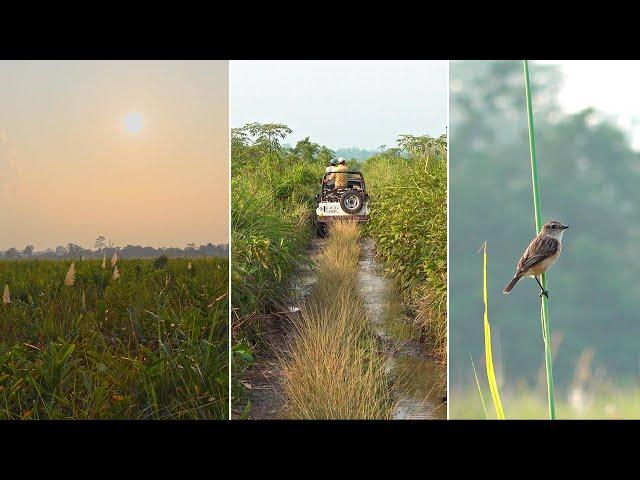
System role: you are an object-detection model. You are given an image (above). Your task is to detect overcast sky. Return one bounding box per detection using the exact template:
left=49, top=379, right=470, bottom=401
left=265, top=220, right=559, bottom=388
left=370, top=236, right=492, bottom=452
left=231, top=60, right=448, bottom=150
left=539, top=60, right=640, bottom=149
left=0, top=61, right=228, bottom=251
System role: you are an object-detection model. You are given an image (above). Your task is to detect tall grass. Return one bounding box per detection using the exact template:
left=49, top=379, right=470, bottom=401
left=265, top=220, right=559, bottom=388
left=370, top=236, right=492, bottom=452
left=363, top=134, right=447, bottom=357
left=279, top=222, right=394, bottom=419
left=230, top=123, right=326, bottom=408
left=524, top=60, right=556, bottom=419
left=0, top=257, right=228, bottom=419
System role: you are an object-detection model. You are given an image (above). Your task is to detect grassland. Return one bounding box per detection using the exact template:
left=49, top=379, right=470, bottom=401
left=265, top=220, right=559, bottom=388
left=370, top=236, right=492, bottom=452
left=0, top=257, right=228, bottom=419
left=363, top=134, right=448, bottom=357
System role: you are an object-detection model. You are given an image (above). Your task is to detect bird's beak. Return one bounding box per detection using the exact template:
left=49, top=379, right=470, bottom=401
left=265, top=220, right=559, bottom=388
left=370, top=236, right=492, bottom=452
left=561, top=224, right=569, bottom=230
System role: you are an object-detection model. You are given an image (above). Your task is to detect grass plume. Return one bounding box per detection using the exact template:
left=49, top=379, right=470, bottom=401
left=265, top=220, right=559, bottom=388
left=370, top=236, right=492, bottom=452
left=64, top=262, right=76, bottom=287
left=3, top=284, right=10, bottom=305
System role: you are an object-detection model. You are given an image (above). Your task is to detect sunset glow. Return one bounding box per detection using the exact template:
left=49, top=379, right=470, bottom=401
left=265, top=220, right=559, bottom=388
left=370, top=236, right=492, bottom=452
left=123, top=112, right=144, bottom=134
left=0, top=60, right=229, bottom=250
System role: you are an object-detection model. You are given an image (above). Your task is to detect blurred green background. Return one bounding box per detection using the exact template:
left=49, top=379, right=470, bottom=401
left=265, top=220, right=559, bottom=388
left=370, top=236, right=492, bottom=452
left=450, top=60, right=640, bottom=418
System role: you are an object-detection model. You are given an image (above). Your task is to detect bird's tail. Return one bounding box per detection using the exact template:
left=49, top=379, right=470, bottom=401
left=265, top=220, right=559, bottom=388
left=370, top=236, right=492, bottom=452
left=503, top=275, right=522, bottom=295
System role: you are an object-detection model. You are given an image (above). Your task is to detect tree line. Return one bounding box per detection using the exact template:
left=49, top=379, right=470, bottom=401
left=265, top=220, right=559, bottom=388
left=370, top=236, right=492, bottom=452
left=2, top=237, right=228, bottom=260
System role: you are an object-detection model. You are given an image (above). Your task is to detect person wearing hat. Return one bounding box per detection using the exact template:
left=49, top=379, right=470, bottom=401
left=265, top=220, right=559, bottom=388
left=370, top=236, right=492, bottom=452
left=332, top=157, right=349, bottom=189
left=324, top=157, right=338, bottom=190
left=325, top=157, right=338, bottom=173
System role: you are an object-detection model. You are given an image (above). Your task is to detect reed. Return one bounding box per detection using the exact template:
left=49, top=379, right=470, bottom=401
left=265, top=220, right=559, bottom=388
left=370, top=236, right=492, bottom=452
left=524, top=60, right=556, bottom=419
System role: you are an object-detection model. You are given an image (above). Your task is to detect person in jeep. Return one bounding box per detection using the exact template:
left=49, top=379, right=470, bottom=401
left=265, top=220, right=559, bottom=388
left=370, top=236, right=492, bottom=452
left=326, top=157, right=348, bottom=190
left=325, top=157, right=337, bottom=173
left=324, top=157, right=338, bottom=190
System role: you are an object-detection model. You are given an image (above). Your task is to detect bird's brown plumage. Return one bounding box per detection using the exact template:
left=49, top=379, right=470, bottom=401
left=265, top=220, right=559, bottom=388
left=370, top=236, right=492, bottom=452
left=503, top=234, right=561, bottom=294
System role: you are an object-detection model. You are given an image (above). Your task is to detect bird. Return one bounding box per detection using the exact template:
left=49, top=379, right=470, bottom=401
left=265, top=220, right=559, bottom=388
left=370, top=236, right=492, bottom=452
left=503, top=220, right=569, bottom=297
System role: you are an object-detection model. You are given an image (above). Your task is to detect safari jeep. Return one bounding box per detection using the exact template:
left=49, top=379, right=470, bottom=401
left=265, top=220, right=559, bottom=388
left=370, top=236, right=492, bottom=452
left=314, top=170, right=370, bottom=236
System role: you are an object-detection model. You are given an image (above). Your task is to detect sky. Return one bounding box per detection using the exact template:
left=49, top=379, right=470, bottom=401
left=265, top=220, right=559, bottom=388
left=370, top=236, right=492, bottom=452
left=540, top=60, right=640, bottom=149
left=0, top=61, right=228, bottom=251
left=230, top=60, right=448, bottom=150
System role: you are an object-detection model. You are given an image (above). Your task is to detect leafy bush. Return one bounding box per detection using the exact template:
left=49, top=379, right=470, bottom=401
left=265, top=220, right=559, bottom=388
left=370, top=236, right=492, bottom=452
left=363, top=134, right=447, bottom=357
left=231, top=124, right=325, bottom=408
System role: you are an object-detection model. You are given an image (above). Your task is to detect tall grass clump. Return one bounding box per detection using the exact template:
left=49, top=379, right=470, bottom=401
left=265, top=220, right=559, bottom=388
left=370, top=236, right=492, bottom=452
left=231, top=123, right=328, bottom=404
left=279, top=222, right=395, bottom=419
left=363, top=134, right=447, bottom=357
left=0, top=257, right=228, bottom=419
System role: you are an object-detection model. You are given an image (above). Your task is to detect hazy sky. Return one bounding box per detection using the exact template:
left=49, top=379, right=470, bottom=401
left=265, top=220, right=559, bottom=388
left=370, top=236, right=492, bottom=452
left=0, top=61, right=228, bottom=251
left=540, top=60, right=640, bottom=149
left=230, top=60, right=447, bottom=150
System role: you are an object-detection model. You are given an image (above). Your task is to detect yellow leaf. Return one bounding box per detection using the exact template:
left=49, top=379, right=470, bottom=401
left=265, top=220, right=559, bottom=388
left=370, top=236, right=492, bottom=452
left=480, top=242, right=505, bottom=419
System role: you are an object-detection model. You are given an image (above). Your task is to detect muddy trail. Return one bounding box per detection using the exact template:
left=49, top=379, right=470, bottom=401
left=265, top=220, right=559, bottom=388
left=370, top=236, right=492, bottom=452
left=234, top=239, right=324, bottom=420
left=236, top=236, right=445, bottom=420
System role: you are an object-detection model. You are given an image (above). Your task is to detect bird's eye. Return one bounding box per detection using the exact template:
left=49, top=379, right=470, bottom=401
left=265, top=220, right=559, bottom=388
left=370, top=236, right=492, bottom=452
left=551, top=224, right=556, bottom=229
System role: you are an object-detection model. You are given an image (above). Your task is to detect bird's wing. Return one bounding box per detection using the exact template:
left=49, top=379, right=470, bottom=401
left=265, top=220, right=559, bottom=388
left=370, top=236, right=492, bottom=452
left=516, top=236, right=559, bottom=275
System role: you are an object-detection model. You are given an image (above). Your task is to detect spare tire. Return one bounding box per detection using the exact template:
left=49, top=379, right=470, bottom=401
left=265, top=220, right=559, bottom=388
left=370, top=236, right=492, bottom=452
left=339, top=190, right=365, bottom=214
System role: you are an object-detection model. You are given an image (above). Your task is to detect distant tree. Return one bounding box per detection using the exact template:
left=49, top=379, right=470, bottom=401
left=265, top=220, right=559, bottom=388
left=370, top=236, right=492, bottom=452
left=294, top=137, right=320, bottom=161
left=244, top=122, right=292, bottom=155
left=55, top=245, right=67, bottom=257
left=67, top=243, right=83, bottom=258
left=397, top=134, right=445, bottom=162
left=94, top=236, right=107, bottom=250
left=23, top=245, right=34, bottom=257
left=5, top=248, right=18, bottom=259
left=317, top=146, right=334, bottom=165
left=233, top=122, right=294, bottom=186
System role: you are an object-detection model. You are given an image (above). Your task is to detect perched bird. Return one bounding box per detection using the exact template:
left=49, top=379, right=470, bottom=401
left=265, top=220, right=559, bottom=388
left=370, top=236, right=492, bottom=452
left=503, top=220, right=569, bottom=297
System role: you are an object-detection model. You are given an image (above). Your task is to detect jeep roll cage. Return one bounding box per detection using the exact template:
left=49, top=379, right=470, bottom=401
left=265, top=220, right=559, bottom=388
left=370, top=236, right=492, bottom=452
left=318, top=171, right=367, bottom=196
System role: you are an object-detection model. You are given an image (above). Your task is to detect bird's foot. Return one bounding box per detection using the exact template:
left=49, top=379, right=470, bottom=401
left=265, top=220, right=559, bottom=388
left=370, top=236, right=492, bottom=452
left=539, top=289, right=549, bottom=298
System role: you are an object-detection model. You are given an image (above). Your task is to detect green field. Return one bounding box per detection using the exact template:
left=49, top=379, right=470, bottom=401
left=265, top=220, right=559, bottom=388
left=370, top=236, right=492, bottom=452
left=0, top=257, right=228, bottom=419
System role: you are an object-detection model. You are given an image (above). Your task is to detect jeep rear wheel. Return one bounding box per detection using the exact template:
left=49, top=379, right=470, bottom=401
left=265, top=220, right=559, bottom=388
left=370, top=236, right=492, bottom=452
left=339, top=190, right=364, bottom=214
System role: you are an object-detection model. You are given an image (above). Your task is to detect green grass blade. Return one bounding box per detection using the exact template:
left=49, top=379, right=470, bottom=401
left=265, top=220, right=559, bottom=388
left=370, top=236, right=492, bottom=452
left=523, top=60, right=556, bottom=419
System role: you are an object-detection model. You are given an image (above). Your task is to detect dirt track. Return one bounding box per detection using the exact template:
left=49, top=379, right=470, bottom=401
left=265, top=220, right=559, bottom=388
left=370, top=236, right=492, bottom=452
left=235, top=236, right=445, bottom=419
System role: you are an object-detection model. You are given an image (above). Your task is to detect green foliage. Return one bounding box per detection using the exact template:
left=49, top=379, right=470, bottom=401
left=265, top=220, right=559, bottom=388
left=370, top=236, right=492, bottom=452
left=231, top=123, right=324, bottom=409
left=154, top=254, right=169, bottom=269
left=363, top=133, right=447, bottom=356
left=0, top=257, right=228, bottom=419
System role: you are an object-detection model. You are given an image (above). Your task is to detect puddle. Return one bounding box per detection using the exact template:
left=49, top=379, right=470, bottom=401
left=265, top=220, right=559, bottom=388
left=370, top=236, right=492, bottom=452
left=358, top=238, right=447, bottom=420
left=289, top=238, right=324, bottom=304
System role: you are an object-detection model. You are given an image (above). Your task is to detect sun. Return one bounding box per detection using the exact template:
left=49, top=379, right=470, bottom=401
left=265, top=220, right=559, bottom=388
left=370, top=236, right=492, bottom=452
left=123, top=112, right=144, bottom=134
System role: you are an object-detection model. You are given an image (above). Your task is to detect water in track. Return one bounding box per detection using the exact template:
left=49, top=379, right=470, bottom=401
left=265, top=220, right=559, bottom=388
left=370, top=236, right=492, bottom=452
left=358, top=238, right=446, bottom=420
